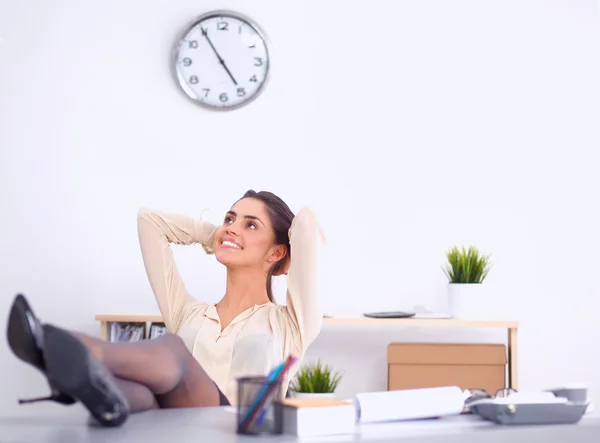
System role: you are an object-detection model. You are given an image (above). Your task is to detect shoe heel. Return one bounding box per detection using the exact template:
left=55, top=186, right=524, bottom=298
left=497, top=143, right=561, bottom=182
left=43, top=324, right=130, bottom=427
left=18, top=391, right=75, bottom=406
left=18, top=395, right=53, bottom=404
left=18, top=395, right=64, bottom=405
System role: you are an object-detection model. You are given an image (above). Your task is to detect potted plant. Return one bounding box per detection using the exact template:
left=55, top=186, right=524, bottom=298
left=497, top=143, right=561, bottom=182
left=443, top=245, right=492, bottom=320
left=289, top=360, right=343, bottom=398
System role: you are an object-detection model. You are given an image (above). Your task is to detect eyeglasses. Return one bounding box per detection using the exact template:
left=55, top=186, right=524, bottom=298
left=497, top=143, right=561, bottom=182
left=466, top=388, right=518, bottom=399
left=463, top=388, right=518, bottom=410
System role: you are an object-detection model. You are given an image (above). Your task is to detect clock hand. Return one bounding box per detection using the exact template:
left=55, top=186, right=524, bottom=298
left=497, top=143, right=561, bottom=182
left=201, top=27, right=238, bottom=86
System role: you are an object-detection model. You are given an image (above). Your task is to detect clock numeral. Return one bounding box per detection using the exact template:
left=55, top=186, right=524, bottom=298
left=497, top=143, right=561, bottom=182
left=237, top=87, right=246, bottom=97
left=217, top=21, right=229, bottom=31
left=202, top=88, right=210, bottom=97
left=254, top=57, right=263, bottom=66
left=182, top=57, right=192, bottom=67
left=219, top=92, right=228, bottom=102
left=249, top=74, right=258, bottom=83
left=188, top=40, right=198, bottom=49
left=189, top=76, right=199, bottom=84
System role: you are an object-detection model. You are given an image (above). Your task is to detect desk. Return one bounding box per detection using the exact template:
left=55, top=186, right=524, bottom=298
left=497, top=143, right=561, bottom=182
left=0, top=407, right=598, bottom=443
left=94, top=314, right=519, bottom=389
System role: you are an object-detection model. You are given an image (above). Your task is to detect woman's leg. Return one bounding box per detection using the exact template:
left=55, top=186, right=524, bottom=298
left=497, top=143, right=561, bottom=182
left=73, top=332, right=225, bottom=408
left=113, top=378, right=159, bottom=412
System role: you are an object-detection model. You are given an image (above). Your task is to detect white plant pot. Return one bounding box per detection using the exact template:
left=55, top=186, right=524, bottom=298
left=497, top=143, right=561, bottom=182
left=290, top=392, right=335, bottom=399
left=447, top=283, right=491, bottom=320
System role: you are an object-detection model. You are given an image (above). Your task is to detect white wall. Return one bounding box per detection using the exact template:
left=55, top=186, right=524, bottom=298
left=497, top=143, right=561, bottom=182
left=1, top=0, right=599, bottom=418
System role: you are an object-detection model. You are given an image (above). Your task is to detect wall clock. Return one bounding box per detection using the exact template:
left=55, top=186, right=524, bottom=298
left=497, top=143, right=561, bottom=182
left=172, top=10, right=271, bottom=111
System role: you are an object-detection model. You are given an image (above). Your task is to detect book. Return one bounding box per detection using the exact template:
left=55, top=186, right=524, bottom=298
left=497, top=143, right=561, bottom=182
left=149, top=323, right=167, bottom=339
left=109, top=322, right=145, bottom=342
left=279, top=397, right=356, bottom=437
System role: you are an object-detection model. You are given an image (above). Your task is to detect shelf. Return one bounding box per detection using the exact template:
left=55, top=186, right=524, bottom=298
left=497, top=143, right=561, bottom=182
left=95, top=314, right=518, bottom=329
left=95, top=313, right=164, bottom=323
left=323, top=316, right=518, bottom=328
left=94, top=312, right=519, bottom=389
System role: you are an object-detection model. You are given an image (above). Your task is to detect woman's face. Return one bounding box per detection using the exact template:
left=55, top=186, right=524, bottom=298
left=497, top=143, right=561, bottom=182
left=214, top=198, right=282, bottom=269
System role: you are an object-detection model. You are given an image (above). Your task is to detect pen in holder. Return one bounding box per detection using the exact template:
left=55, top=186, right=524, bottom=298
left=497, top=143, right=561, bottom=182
left=237, top=376, right=284, bottom=435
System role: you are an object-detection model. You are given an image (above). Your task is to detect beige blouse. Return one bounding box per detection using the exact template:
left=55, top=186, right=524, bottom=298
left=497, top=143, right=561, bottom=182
left=136, top=206, right=324, bottom=404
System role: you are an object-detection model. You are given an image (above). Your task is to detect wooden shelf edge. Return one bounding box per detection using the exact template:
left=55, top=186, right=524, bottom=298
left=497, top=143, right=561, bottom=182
left=323, top=317, right=518, bottom=328
left=95, top=314, right=164, bottom=323
left=95, top=314, right=518, bottom=329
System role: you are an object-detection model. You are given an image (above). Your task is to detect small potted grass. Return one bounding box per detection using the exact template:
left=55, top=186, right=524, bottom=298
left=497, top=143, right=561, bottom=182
left=443, top=244, right=492, bottom=319
left=289, top=360, right=343, bottom=398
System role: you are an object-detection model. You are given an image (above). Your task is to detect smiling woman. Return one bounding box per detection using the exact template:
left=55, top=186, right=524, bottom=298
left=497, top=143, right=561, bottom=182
left=136, top=190, right=325, bottom=405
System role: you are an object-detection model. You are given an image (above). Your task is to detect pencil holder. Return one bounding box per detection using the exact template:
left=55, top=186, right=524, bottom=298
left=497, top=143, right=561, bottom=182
left=236, top=376, right=284, bottom=435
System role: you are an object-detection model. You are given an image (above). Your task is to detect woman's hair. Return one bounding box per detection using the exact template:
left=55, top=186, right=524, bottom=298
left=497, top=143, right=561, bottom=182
left=240, top=189, right=294, bottom=303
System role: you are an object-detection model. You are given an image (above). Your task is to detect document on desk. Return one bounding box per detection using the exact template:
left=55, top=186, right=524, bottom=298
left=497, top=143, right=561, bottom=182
left=355, top=386, right=466, bottom=423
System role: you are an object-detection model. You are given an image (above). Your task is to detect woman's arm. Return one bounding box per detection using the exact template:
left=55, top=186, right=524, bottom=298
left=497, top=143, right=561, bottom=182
left=283, top=207, right=326, bottom=353
left=137, top=207, right=218, bottom=333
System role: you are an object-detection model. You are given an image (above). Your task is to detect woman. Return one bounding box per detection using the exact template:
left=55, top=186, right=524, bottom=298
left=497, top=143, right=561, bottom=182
left=6, top=190, right=324, bottom=427
left=137, top=189, right=324, bottom=403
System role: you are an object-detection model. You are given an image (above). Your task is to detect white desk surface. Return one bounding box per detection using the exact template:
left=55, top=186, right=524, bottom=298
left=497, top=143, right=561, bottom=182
left=0, top=406, right=598, bottom=443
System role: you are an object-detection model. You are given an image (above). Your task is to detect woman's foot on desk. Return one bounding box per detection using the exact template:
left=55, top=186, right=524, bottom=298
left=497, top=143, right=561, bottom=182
left=6, top=294, right=75, bottom=406
left=6, top=294, right=130, bottom=427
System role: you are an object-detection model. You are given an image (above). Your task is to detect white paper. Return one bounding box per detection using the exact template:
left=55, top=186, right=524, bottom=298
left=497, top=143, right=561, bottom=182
left=354, top=386, right=465, bottom=423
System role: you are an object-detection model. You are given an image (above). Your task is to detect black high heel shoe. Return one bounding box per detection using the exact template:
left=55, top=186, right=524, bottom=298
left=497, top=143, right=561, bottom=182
left=7, top=294, right=130, bottom=427
left=7, top=293, right=75, bottom=405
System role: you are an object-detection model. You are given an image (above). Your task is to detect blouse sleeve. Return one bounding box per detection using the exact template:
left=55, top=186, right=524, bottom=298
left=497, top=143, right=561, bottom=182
left=282, top=206, right=326, bottom=354
left=137, top=207, right=218, bottom=333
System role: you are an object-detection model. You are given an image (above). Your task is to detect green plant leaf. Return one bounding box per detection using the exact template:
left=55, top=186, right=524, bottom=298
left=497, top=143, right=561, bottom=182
left=289, top=360, right=343, bottom=394
left=442, top=244, right=491, bottom=284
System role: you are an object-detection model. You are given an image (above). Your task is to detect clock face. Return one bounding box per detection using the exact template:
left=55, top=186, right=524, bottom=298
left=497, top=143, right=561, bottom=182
left=173, top=11, right=271, bottom=110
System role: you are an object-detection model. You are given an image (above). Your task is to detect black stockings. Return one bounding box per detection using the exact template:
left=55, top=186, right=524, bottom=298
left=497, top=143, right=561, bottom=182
left=74, top=332, right=222, bottom=412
